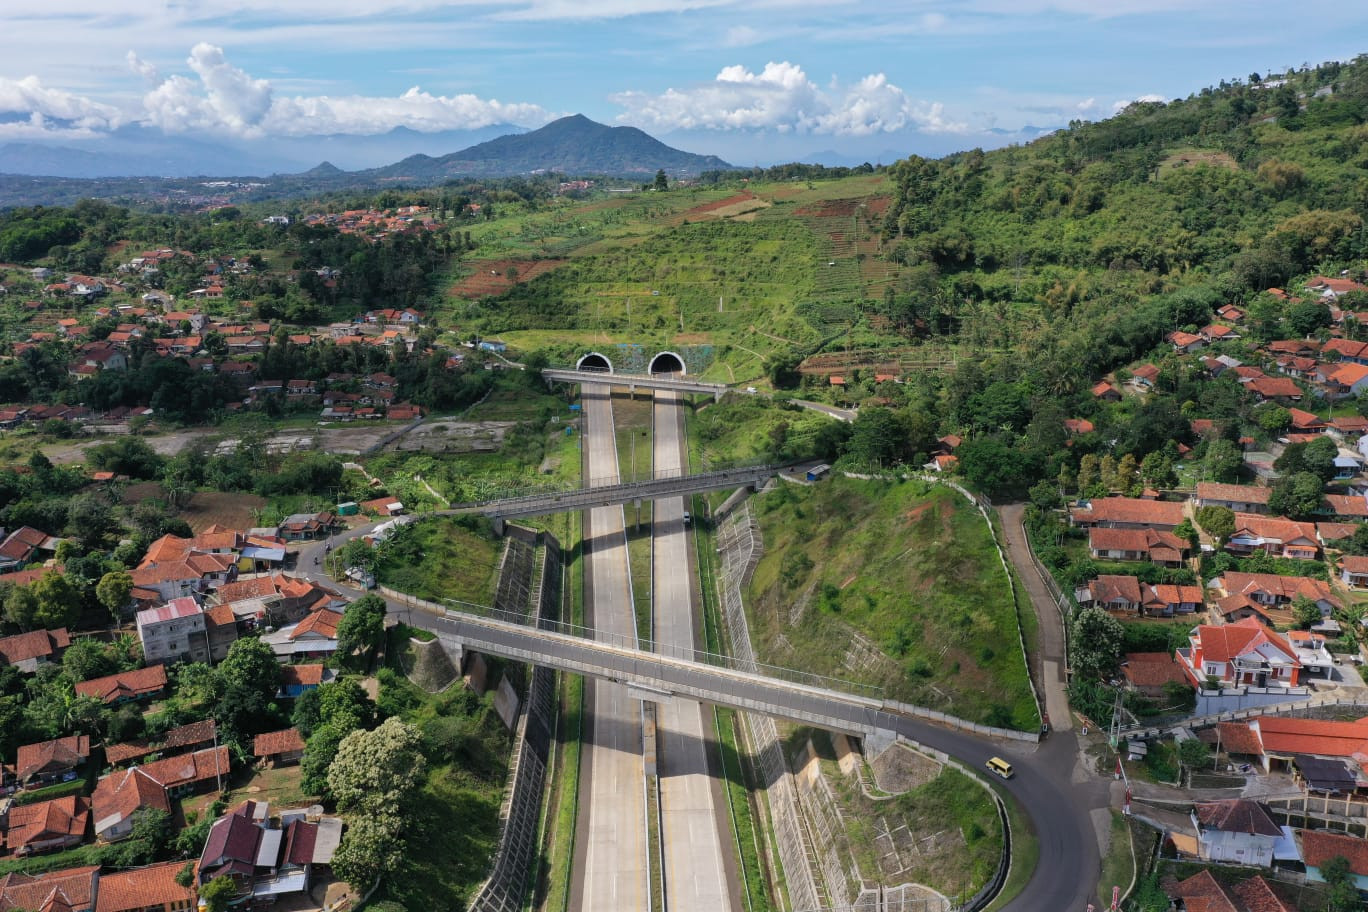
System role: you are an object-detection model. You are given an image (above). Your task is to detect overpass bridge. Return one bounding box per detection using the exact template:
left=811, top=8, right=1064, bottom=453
left=453, top=465, right=778, bottom=532
left=542, top=367, right=730, bottom=399
left=415, top=604, right=896, bottom=738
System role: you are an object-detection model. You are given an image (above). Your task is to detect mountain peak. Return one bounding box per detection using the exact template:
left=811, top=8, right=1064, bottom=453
left=364, top=114, right=733, bottom=180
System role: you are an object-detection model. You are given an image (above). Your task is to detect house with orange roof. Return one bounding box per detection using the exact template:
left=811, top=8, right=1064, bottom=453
left=1209, top=571, right=1340, bottom=627
left=260, top=608, right=343, bottom=660
left=1063, top=418, right=1094, bottom=436
left=1090, top=380, right=1120, bottom=401
left=1176, top=617, right=1301, bottom=689
left=92, top=861, right=195, bottom=912
left=74, top=665, right=167, bottom=705
left=11, top=735, right=90, bottom=788
left=1068, top=496, right=1186, bottom=530
left=0, top=627, right=70, bottom=672
left=253, top=728, right=305, bottom=767
left=1075, top=576, right=1202, bottom=617
left=1166, top=870, right=1293, bottom=912
left=1302, top=829, right=1368, bottom=892
left=278, top=663, right=329, bottom=698
left=1306, top=275, right=1368, bottom=299
left=1326, top=361, right=1368, bottom=398
left=1167, top=330, right=1206, bottom=353
left=0, top=865, right=99, bottom=912
left=1119, top=652, right=1189, bottom=697
left=129, top=551, right=236, bottom=601
left=1192, top=482, right=1271, bottom=514
left=1225, top=514, right=1320, bottom=560
left=133, top=746, right=229, bottom=797
left=91, top=767, right=171, bottom=842
left=1087, top=527, right=1188, bottom=566
left=3, top=795, right=90, bottom=855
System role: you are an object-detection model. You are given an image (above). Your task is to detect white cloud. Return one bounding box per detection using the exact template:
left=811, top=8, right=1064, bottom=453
left=0, top=75, right=122, bottom=131
left=722, top=25, right=763, bottom=47
left=613, top=61, right=965, bottom=136
left=130, top=43, right=555, bottom=137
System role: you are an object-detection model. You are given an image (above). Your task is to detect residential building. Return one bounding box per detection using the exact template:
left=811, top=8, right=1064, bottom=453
left=278, top=664, right=328, bottom=698
left=1192, top=482, right=1271, bottom=514
left=197, top=800, right=336, bottom=904
left=1068, top=496, right=1186, bottom=530
left=132, top=746, right=229, bottom=797
left=1301, top=829, right=1368, bottom=892
left=1176, top=617, right=1302, bottom=689
left=75, top=666, right=168, bottom=705
left=104, top=720, right=218, bottom=769
left=1166, top=870, right=1293, bottom=912
left=0, top=866, right=99, bottom=912
left=12, top=735, right=91, bottom=788
left=1090, top=381, right=1121, bottom=401
left=91, top=767, right=171, bottom=842
left=1191, top=798, right=1282, bottom=867
left=3, top=796, right=90, bottom=855
left=1087, top=527, right=1187, bottom=565
left=253, top=729, right=305, bottom=768
left=1325, top=493, right=1368, bottom=520
left=1246, top=376, right=1304, bottom=401
left=136, top=598, right=209, bottom=665
left=260, top=608, right=343, bottom=660
left=1210, top=571, right=1341, bottom=626
left=0, top=526, right=60, bottom=571
left=1073, top=577, right=1202, bottom=617
left=1341, top=554, right=1368, bottom=588
left=213, top=574, right=344, bottom=627
left=277, top=512, right=338, bottom=541
left=1285, top=630, right=1335, bottom=678
left=0, top=628, right=70, bottom=672
left=1225, top=514, right=1320, bottom=560
left=1119, top=653, right=1189, bottom=698
left=94, top=861, right=196, bottom=912
left=130, top=551, right=236, bottom=601
left=204, top=603, right=238, bottom=661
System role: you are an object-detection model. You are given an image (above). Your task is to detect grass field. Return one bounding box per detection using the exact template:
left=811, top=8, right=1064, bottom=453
left=374, top=514, right=503, bottom=607
left=746, top=476, right=1037, bottom=730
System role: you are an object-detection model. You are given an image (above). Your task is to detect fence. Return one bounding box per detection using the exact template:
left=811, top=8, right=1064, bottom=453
left=466, top=531, right=563, bottom=912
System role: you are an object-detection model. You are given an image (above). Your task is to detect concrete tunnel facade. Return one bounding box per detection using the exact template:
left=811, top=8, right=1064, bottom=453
left=576, top=352, right=613, bottom=373
left=648, top=351, right=686, bottom=375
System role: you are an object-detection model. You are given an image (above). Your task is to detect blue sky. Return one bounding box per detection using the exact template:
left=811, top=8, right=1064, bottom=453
left=2, top=0, right=1367, bottom=166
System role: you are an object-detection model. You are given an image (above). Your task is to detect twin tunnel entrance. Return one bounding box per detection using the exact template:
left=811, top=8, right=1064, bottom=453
left=575, top=351, right=686, bottom=375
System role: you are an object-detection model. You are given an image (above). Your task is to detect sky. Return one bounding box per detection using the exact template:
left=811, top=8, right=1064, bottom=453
left=2, top=0, right=1367, bottom=168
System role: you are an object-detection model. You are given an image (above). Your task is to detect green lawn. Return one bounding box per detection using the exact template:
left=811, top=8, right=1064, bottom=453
left=747, top=476, right=1038, bottom=730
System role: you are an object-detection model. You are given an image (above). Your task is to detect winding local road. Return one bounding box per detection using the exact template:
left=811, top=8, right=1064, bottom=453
left=573, top=385, right=649, bottom=911
left=651, top=390, right=737, bottom=912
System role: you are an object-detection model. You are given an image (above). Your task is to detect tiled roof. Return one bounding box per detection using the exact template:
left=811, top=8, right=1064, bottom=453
left=1070, top=496, right=1186, bottom=527
left=1216, top=722, right=1264, bottom=756
left=1150, top=584, right=1203, bottom=605
left=92, top=767, right=170, bottom=834
left=283, top=819, right=317, bottom=865
left=14, top=735, right=90, bottom=782
left=1218, top=571, right=1338, bottom=608
left=1195, top=482, right=1271, bottom=504
left=94, top=861, right=195, bottom=912
left=0, top=866, right=99, bottom=912
left=1191, top=617, right=1298, bottom=665
left=1121, top=653, right=1187, bottom=688
left=1302, top=828, right=1368, bottom=876
left=74, top=665, right=167, bottom=704
left=136, top=596, right=201, bottom=626
left=1229, top=875, right=1295, bottom=912
left=3, top=796, right=90, bottom=852
left=1341, top=555, right=1368, bottom=573
left=253, top=728, right=305, bottom=757
left=1326, top=494, right=1368, bottom=518
left=135, top=745, right=230, bottom=790
left=164, top=719, right=217, bottom=750
left=1230, top=513, right=1319, bottom=545
left=280, top=664, right=324, bottom=686
left=1251, top=715, right=1368, bottom=758
left=0, top=627, right=70, bottom=666
left=1089, top=526, right=1187, bottom=554
left=291, top=608, right=342, bottom=640
left=1194, top=798, right=1282, bottom=836
left=1085, top=574, right=1144, bottom=604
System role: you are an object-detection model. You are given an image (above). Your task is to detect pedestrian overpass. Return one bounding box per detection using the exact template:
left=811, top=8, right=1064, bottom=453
left=451, top=465, right=777, bottom=532
left=417, top=605, right=892, bottom=737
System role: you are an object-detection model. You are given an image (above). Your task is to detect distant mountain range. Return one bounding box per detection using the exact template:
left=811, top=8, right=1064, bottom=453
left=0, top=115, right=732, bottom=182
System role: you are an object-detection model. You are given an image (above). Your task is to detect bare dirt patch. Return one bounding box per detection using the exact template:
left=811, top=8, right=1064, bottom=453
left=871, top=742, right=943, bottom=794
left=180, top=491, right=267, bottom=532
left=388, top=420, right=515, bottom=454
left=1159, top=149, right=1239, bottom=175
left=676, top=191, right=771, bottom=222
left=796, top=198, right=863, bottom=217
left=447, top=258, right=566, bottom=299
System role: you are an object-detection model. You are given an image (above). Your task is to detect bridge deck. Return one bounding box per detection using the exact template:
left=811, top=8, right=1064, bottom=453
left=543, top=368, right=728, bottom=395
left=419, top=606, right=890, bottom=736
left=462, top=465, right=777, bottom=520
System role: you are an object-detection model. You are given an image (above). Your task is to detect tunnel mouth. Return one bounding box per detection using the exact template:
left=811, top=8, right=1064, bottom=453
left=576, top=352, right=613, bottom=373
left=648, top=351, right=686, bottom=375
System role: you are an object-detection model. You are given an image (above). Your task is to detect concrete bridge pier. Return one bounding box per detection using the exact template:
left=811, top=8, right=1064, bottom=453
left=492, top=517, right=506, bottom=536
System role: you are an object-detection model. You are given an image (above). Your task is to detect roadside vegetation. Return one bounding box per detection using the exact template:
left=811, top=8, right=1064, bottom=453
left=748, top=476, right=1037, bottom=730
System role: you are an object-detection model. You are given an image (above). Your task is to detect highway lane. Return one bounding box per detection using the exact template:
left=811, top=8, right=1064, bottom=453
left=575, top=384, right=649, bottom=912
left=651, top=390, right=736, bottom=912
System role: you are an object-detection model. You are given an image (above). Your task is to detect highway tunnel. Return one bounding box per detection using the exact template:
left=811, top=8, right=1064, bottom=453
left=648, top=351, right=685, bottom=375
left=576, top=352, right=613, bottom=373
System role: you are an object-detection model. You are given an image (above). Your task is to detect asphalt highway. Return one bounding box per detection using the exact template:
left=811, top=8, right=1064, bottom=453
left=651, top=391, right=736, bottom=912
left=575, top=384, right=649, bottom=911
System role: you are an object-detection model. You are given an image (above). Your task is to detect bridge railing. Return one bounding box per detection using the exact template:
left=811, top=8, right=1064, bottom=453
left=440, top=599, right=884, bottom=701
left=453, top=463, right=778, bottom=513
